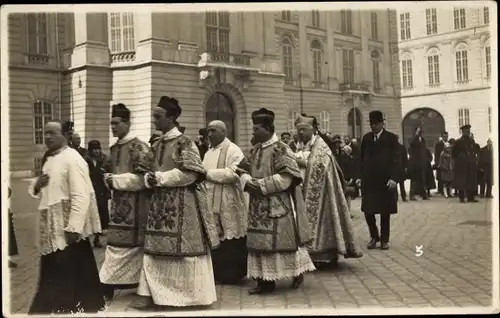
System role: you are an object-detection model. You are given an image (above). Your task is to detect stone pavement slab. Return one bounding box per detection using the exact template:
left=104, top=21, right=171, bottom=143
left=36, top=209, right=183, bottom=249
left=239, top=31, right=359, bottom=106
left=4, top=178, right=496, bottom=315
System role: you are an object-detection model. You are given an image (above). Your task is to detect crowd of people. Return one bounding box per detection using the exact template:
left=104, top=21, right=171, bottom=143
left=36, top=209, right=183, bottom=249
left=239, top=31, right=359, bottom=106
left=8, top=96, right=494, bottom=314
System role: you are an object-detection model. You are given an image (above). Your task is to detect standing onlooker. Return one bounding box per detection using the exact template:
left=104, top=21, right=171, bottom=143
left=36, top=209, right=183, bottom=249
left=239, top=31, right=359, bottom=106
left=425, top=148, right=436, bottom=197
left=196, top=128, right=210, bottom=160
left=8, top=187, right=18, bottom=268
left=280, top=131, right=292, bottom=145
left=479, top=138, right=493, bottom=198
left=434, top=131, right=449, bottom=195
left=87, top=140, right=112, bottom=248
left=355, top=110, right=402, bottom=251
left=471, top=133, right=482, bottom=196
left=438, top=142, right=454, bottom=198
left=408, top=127, right=429, bottom=200
left=452, top=124, right=479, bottom=203
left=396, top=135, right=408, bottom=202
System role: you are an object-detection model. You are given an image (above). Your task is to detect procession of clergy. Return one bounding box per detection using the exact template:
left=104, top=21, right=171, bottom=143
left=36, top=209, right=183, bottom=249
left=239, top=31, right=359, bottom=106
left=27, top=93, right=420, bottom=314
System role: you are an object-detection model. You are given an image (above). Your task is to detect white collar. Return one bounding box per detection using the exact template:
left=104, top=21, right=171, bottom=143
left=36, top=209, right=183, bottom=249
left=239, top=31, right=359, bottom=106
left=116, top=132, right=136, bottom=145
left=375, top=129, right=384, bottom=138
left=210, top=137, right=229, bottom=150
left=162, top=127, right=182, bottom=141
left=261, top=134, right=278, bottom=148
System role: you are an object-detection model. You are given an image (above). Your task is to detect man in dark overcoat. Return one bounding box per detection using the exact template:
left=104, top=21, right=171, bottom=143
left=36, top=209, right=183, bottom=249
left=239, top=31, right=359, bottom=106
left=355, top=110, right=402, bottom=250
left=434, top=131, right=449, bottom=195
left=452, top=124, right=479, bottom=203
left=396, top=135, right=408, bottom=202
left=408, top=126, right=429, bottom=200
left=479, top=138, right=493, bottom=198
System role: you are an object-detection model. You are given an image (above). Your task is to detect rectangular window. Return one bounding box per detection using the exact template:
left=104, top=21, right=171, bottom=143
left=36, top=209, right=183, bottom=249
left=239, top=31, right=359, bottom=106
left=281, top=11, right=291, bottom=22
left=488, top=107, right=492, bottom=133
left=109, top=12, right=135, bottom=53
left=33, top=100, right=53, bottom=145
left=206, top=11, right=230, bottom=59
left=484, top=7, right=489, bottom=24
left=342, top=49, right=354, bottom=83
left=313, top=50, right=322, bottom=83
left=26, top=13, right=48, bottom=54
left=283, top=43, right=293, bottom=81
left=427, top=55, right=440, bottom=85
left=319, top=111, right=330, bottom=132
left=485, top=46, right=491, bottom=78
left=341, top=10, right=352, bottom=35
left=453, top=8, right=466, bottom=30
left=312, top=10, right=320, bottom=27
left=425, top=8, right=438, bottom=35
left=400, top=12, right=411, bottom=40
left=458, top=108, right=470, bottom=133
left=288, top=110, right=299, bottom=132
left=372, top=60, right=381, bottom=91
left=371, top=12, right=378, bottom=40
left=402, top=59, right=413, bottom=88
left=456, top=50, right=469, bottom=82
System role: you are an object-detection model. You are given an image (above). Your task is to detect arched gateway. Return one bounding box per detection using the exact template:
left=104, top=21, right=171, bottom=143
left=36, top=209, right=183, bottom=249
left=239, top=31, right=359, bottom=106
left=402, top=107, right=445, bottom=151
left=205, top=92, right=235, bottom=141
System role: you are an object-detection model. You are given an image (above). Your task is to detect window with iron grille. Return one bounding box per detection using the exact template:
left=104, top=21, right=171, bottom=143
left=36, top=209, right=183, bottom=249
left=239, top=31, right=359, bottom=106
left=456, top=50, right=468, bottom=82
left=401, top=59, right=413, bottom=89
left=311, top=40, right=322, bottom=83
left=425, top=8, right=438, bottom=35
left=400, top=12, right=411, bottom=40
left=341, top=10, right=352, bottom=35
left=26, top=13, right=48, bottom=54
left=206, top=11, right=230, bottom=60
left=372, top=60, right=381, bottom=91
left=109, top=13, right=135, bottom=53
left=458, top=108, right=470, bottom=134
left=485, top=46, right=491, bottom=78
left=281, top=11, right=292, bottom=22
left=312, top=10, right=320, bottom=27
left=484, top=7, right=489, bottom=24
left=319, top=111, right=330, bottom=132
left=282, top=36, right=294, bottom=81
left=453, top=8, right=466, bottom=30
left=33, top=100, right=53, bottom=145
left=371, top=12, right=378, bottom=40
left=342, top=49, right=354, bottom=84
left=427, top=55, right=440, bottom=85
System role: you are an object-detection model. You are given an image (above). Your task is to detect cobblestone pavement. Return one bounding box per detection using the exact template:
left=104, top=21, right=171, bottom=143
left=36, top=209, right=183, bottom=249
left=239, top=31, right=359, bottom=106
left=4, top=179, right=497, bottom=315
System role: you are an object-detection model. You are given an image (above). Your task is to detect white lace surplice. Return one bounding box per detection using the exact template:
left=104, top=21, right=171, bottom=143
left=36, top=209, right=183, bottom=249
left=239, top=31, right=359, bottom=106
left=28, top=147, right=102, bottom=256
left=99, top=246, right=144, bottom=285
left=139, top=127, right=217, bottom=306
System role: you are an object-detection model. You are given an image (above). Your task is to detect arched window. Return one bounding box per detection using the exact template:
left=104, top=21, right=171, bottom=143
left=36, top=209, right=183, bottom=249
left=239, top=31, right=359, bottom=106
left=26, top=13, right=48, bottom=55
left=455, top=43, right=469, bottom=82
left=319, top=111, right=330, bottom=132
left=206, top=11, right=230, bottom=60
left=427, top=48, right=440, bottom=86
left=282, top=36, right=294, bottom=81
left=33, top=100, right=53, bottom=145
left=109, top=13, right=135, bottom=53
left=311, top=40, right=323, bottom=83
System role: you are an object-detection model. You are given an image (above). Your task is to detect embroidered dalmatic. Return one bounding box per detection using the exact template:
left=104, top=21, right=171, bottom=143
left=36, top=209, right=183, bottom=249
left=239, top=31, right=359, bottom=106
left=203, top=138, right=248, bottom=283
left=297, top=135, right=363, bottom=263
left=138, top=127, right=220, bottom=307
left=99, top=133, right=154, bottom=285
left=28, top=146, right=105, bottom=314
left=241, top=134, right=316, bottom=281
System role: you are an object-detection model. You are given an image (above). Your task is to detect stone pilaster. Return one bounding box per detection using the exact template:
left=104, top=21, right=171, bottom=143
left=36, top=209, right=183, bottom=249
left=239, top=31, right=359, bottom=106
left=326, top=12, right=338, bottom=90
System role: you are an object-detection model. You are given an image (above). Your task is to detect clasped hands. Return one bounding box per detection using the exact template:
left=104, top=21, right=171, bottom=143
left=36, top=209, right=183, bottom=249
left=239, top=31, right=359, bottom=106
left=244, top=178, right=262, bottom=196
left=355, top=178, right=397, bottom=189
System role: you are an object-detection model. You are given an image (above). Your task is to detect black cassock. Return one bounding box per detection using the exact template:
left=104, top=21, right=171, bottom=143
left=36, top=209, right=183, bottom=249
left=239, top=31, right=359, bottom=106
left=452, top=136, right=478, bottom=192
left=88, top=153, right=112, bottom=230
left=357, top=130, right=402, bottom=215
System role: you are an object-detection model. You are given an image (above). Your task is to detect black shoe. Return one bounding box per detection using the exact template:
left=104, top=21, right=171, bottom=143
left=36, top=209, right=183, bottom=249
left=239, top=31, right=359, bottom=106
left=380, top=242, right=389, bottom=250
left=402, top=198, right=408, bottom=202
left=248, top=282, right=275, bottom=295
left=422, top=196, right=429, bottom=200
left=367, top=238, right=379, bottom=250
left=291, top=274, right=304, bottom=289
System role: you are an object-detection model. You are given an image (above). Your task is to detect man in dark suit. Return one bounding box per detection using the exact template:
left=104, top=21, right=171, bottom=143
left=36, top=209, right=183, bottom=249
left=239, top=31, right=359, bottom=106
left=434, top=131, right=449, bottom=195
left=452, top=125, right=479, bottom=203
left=408, top=126, right=429, bottom=200
left=355, top=110, right=402, bottom=250
left=396, top=135, right=408, bottom=202
left=479, top=138, right=493, bottom=198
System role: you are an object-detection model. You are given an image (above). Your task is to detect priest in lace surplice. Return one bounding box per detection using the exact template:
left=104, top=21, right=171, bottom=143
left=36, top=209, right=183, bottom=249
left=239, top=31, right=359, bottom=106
left=294, top=114, right=363, bottom=269
left=28, top=120, right=105, bottom=315
left=135, top=96, right=220, bottom=310
left=240, top=108, right=316, bottom=295
left=99, top=103, right=154, bottom=300
left=203, top=120, right=248, bottom=285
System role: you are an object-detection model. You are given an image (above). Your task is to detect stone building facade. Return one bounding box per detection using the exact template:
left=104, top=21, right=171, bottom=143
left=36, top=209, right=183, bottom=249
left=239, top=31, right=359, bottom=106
left=7, top=10, right=401, bottom=177
left=396, top=4, right=494, bottom=150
